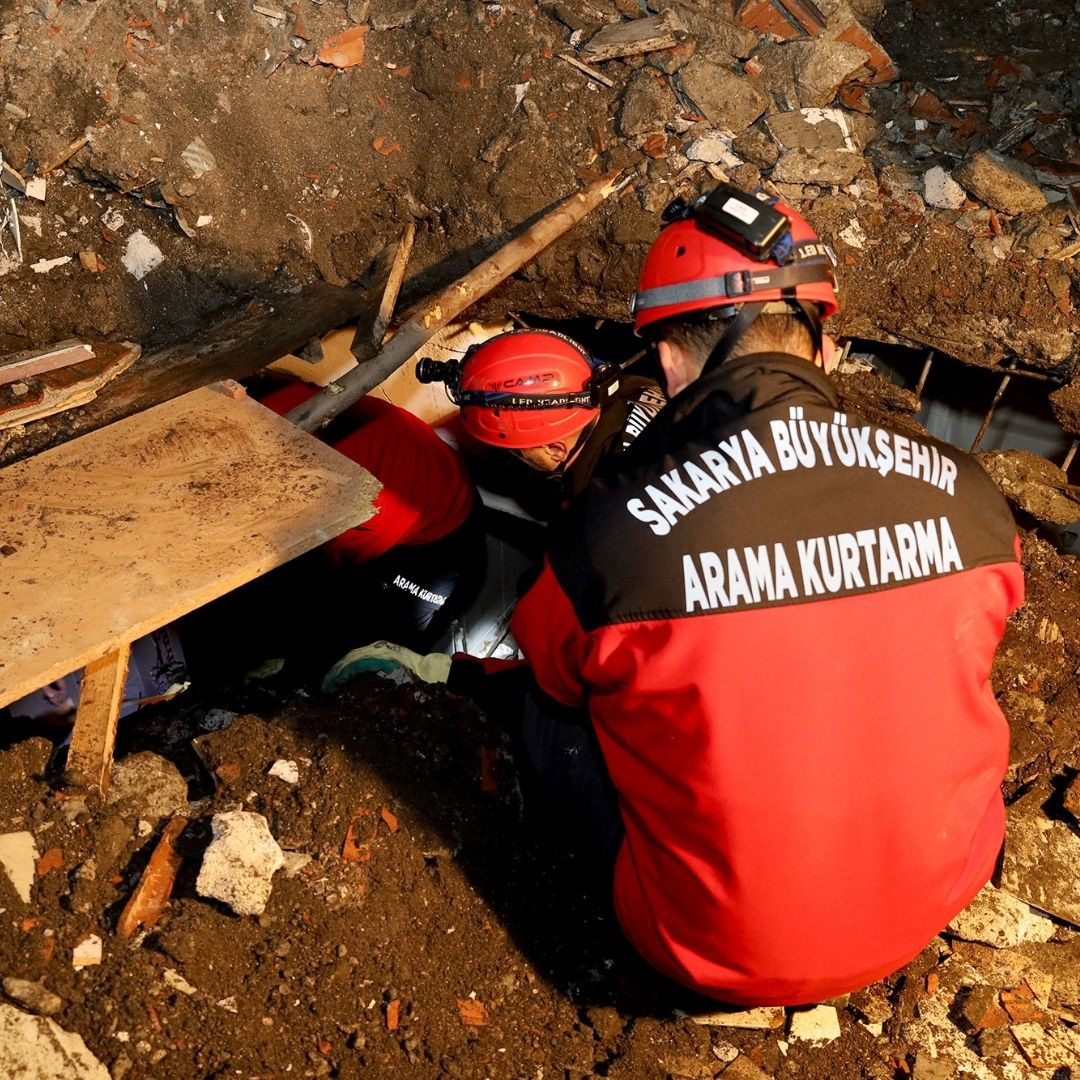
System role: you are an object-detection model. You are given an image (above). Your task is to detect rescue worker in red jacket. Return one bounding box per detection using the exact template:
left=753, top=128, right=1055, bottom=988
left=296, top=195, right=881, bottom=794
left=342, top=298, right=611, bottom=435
left=324, top=329, right=665, bottom=686
left=509, top=184, right=1026, bottom=1005
left=181, top=387, right=485, bottom=684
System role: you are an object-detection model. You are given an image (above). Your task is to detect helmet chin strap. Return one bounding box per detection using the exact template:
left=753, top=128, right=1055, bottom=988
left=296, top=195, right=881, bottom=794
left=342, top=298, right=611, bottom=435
left=701, top=301, right=767, bottom=376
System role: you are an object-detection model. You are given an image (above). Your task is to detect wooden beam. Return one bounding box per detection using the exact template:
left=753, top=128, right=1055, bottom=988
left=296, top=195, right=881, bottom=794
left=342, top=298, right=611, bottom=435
left=351, top=223, right=416, bottom=363
left=286, top=172, right=625, bottom=432
left=580, top=15, right=678, bottom=62
left=0, top=280, right=374, bottom=468
left=65, top=644, right=130, bottom=795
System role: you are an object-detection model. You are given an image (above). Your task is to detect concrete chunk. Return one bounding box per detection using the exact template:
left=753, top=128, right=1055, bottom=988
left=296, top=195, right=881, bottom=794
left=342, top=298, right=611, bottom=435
left=677, top=57, right=769, bottom=132
left=690, top=1005, right=784, bottom=1029
left=923, top=166, right=966, bottom=209
left=0, top=1002, right=109, bottom=1079
left=196, top=810, right=284, bottom=916
left=772, top=146, right=863, bottom=185
left=766, top=107, right=856, bottom=151
left=948, top=883, right=1056, bottom=948
left=0, top=831, right=40, bottom=903
left=1001, top=785, right=1080, bottom=927
left=789, top=1004, right=841, bottom=1044
left=107, top=752, right=189, bottom=821
left=954, top=151, right=1048, bottom=215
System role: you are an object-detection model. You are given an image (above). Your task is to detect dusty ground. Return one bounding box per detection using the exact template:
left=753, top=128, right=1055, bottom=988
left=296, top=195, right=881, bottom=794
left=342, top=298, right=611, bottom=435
left=3, top=491, right=1080, bottom=1080
left=0, top=0, right=1075, bottom=375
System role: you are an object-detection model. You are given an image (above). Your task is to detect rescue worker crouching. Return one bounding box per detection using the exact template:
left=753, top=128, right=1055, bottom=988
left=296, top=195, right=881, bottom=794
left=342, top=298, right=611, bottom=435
left=324, top=328, right=666, bottom=689
left=509, top=185, right=1026, bottom=1005
left=418, top=328, right=666, bottom=529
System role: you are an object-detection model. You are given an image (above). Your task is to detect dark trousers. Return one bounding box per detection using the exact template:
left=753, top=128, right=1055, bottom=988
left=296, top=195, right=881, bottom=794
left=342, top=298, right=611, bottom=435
left=460, top=660, right=623, bottom=871
left=182, top=504, right=486, bottom=686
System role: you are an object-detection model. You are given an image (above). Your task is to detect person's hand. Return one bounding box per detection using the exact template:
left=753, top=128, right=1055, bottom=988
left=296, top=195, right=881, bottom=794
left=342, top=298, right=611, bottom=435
left=321, top=641, right=452, bottom=693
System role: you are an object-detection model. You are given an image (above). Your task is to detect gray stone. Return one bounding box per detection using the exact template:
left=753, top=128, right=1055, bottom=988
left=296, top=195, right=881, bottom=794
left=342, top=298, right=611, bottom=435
left=922, top=166, right=966, bottom=210
left=913, top=1052, right=955, bottom=1080
left=846, top=0, right=886, bottom=24
left=755, top=40, right=867, bottom=111
left=0, top=1002, right=109, bottom=1078
left=107, top=752, right=188, bottom=821
left=2, top=977, right=63, bottom=1016
left=954, top=151, right=1048, bottom=215
left=196, top=811, right=284, bottom=917
left=677, top=57, right=768, bottom=133
left=732, top=127, right=779, bottom=168
left=772, top=146, right=864, bottom=185
left=616, top=70, right=676, bottom=137
left=766, top=107, right=855, bottom=151
left=369, top=0, right=414, bottom=30
left=947, top=883, right=1056, bottom=948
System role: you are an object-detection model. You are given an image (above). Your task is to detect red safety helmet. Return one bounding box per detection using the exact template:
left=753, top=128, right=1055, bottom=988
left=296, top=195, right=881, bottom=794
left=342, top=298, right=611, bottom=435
left=632, top=190, right=839, bottom=335
left=415, top=329, right=619, bottom=450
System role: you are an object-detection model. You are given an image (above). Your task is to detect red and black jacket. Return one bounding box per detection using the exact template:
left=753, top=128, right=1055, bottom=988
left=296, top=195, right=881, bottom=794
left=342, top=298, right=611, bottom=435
left=511, top=353, right=1024, bottom=1006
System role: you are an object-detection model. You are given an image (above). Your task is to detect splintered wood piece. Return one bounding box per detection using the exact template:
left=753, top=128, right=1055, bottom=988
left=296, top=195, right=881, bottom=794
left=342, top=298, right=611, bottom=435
left=0, top=342, right=139, bottom=430
left=286, top=172, right=625, bottom=432
left=350, top=222, right=416, bottom=363
left=0, top=340, right=95, bottom=386
left=116, top=816, right=188, bottom=937
left=0, top=385, right=379, bottom=708
left=65, top=644, right=131, bottom=794
left=580, top=15, right=678, bottom=62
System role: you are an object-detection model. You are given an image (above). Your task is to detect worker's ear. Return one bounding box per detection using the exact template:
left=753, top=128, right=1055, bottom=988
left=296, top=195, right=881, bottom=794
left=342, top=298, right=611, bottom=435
left=819, top=334, right=839, bottom=374
left=657, top=339, right=699, bottom=398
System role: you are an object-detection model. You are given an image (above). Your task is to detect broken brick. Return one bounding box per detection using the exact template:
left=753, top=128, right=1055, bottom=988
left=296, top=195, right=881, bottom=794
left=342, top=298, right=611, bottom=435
left=834, top=22, right=898, bottom=84
left=955, top=985, right=1009, bottom=1033
left=35, top=848, right=62, bottom=876
left=736, top=0, right=802, bottom=40
left=386, top=998, right=401, bottom=1031
left=457, top=998, right=489, bottom=1026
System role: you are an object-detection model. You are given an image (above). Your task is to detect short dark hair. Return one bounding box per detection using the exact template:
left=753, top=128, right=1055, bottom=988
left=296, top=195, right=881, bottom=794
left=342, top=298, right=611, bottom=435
left=657, top=313, right=816, bottom=369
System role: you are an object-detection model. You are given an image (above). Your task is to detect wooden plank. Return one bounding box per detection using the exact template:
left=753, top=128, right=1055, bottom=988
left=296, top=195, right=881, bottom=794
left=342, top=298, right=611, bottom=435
left=580, top=15, right=678, bottom=62
left=0, top=384, right=380, bottom=708
left=0, top=341, right=94, bottom=386
left=0, top=280, right=373, bottom=468
left=65, top=644, right=130, bottom=794
left=351, top=223, right=416, bottom=363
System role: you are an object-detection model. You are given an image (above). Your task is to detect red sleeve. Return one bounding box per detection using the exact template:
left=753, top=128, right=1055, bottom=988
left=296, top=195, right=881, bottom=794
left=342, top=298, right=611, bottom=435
left=510, top=560, right=590, bottom=708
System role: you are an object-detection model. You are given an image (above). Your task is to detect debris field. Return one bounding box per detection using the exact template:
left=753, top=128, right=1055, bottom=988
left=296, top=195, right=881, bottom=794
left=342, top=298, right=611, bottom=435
left=0, top=0, right=1079, bottom=1078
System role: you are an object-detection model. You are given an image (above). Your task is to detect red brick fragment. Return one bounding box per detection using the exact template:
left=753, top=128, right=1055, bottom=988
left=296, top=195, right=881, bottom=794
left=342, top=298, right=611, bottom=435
left=835, top=22, right=898, bottom=84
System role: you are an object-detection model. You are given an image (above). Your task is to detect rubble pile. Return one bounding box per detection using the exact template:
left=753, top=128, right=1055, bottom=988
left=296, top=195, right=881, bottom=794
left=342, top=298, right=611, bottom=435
left=0, top=0, right=1074, bottom=374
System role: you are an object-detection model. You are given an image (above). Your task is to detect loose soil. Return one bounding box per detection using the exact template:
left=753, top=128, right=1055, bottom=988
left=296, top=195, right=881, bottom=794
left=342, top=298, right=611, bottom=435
left=2, top=484, right=1080, bottom=1080
left=2, top=0, right=1080, bottom=1077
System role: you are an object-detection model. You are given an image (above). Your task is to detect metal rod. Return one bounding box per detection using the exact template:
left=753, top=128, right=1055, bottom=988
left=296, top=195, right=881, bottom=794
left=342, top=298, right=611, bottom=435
left=970, top=359, right=1016, bottom=452
left=914, top=349, right=934, bottom=400
left=1062, top=438, right=1079, bottom=473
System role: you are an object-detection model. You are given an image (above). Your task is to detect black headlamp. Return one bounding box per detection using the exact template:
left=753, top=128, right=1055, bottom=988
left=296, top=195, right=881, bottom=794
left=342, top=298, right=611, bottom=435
left=663, top=184, right=792, bottom=263
left=416, top=352, right=620, bottom=412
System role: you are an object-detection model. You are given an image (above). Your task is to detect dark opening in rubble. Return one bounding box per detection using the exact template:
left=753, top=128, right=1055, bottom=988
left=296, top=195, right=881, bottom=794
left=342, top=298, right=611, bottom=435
left=844, top=339, right=1074, bottom=472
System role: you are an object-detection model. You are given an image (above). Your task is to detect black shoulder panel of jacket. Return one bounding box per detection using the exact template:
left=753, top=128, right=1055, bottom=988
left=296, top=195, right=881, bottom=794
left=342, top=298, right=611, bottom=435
left=547, top=355, right=1019, bottom=634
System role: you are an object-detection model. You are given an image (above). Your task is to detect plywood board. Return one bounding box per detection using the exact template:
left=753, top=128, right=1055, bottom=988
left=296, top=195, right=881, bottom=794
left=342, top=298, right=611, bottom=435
left=0, top=384, right=380, bottom=708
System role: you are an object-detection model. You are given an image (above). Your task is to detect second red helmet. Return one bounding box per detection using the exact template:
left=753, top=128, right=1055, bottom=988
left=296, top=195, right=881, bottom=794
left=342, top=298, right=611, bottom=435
left=417, top=329, right=616, bottom=450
